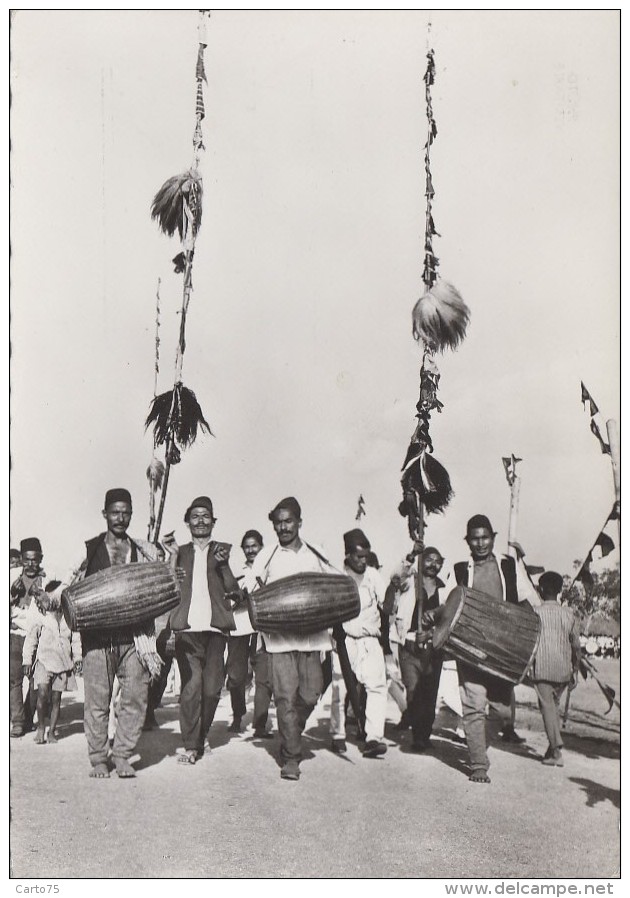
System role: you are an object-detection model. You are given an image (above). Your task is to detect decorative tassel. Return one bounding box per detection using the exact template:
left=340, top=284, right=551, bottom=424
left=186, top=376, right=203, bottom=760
left=412, top=280, right=470, bottom=351
left=146, top=457, right=165, bottom=490
left=145, top=382, right=212, bottom=449
left=151, top=170, right=203, bottom=240
left=401, top=451, right=453, bottom=515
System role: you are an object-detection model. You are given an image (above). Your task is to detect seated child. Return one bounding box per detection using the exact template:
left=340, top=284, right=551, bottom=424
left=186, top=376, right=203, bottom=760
left=22, top=589, right=82, bottom=744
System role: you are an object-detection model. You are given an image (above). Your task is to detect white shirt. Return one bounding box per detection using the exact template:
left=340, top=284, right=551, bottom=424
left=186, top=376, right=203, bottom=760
left=248, top=540, right=334, bottom=653
left=342, top=565, right=385, bottom=638
left=187, top=543, right=215, bottom=632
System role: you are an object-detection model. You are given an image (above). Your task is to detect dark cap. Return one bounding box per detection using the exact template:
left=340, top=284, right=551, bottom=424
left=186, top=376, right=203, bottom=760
left=241, top=529, right=263, bottom=547
left=20, top=537, right=42, bottom=555
left=10, top=548, right=21, bottom=560
left=104, top=488, right=132, bottom=509
left=423, top=546, right=444, bottom=562
left=343, top=528, right=371, bottom=553
left=465, top=514, right=495, bottom=537
left=539, top=571, right=564, bottom=595
left=184, top=496, right=215, bottom=523
left=268, top=497, right=301, bottom=521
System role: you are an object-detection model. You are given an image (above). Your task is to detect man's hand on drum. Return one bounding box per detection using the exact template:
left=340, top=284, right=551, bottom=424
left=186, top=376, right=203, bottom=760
left=421, top=609, right=437, bottom=629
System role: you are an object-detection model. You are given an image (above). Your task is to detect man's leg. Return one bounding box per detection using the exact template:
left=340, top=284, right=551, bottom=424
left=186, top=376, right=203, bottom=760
left=111, top=644, right=150, bottom=774
left=416, top=653, right=443, bottom=744
left=270, top=651, right=302, bottom=763
left=295, top=650, right=324, bottom=732
left=535, top=681, right=565, bottom=752
left=252, top=639, right=273, bottom=734
left=486, top=676, right=514, bottom=746
left=201, top=632, right=227, bottom=741
left=176, top=632, right=206, bottom=752
left=329, top=649, right=347, bottom=742
left=145, top=627, right=173, bottom=726
left=399, top=644, right=424, bottom=744
left=226, top=635, right=250, bottom=728
left=457, top=662, right=491, bottom=779
left=83, top=646, right=115, bottom=774
left=356, top=638, right=387, bottom=743
left=9, top=634, right=27, bottom=732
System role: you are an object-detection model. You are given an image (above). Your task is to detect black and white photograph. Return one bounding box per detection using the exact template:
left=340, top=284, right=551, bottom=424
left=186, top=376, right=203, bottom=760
left=9, top=8, right=620, bottom=885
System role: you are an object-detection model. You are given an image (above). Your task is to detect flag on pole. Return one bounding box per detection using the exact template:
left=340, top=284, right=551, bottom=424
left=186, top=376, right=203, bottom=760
left=575, top=504, right=618, bottom=587
left=502, top=454, right=522, bottom=487
left=355, top=495, right=366, bottom=521
left=581, top=382, right=610, bottom=454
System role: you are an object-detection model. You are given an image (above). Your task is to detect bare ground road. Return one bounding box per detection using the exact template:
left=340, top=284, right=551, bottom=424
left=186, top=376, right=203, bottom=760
left=9, top=661, right=620, bottom=880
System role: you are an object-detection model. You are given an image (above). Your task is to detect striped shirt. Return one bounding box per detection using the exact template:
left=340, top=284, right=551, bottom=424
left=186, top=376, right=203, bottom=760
left=532, top=601, right=581, bottom=683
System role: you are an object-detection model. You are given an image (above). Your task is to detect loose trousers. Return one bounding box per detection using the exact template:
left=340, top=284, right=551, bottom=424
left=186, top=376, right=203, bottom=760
left=226, top=634, right=251, bottom=720
left=534, top=680, right=567, bottom=751
left=176, top=631, right=227, bottom=752
left=270, top=650, right=323, bottom=763
left=330, top=636, right=387, bottom=742
left=399, top=643, right=443, bottom=744
left=251, top=636, right=273, bottom=731
left=10, top=634, right=36, bottom=730
left=457, top=661, right=512, bottom=774
left=83, top=643, right=149, bottom=768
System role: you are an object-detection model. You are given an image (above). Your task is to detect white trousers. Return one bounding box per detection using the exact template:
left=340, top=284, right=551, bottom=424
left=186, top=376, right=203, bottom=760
left=330, top=636, right=387, bottom=742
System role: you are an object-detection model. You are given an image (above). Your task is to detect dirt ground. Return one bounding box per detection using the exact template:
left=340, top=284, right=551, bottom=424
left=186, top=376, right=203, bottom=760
left=9, top=659, right=620, bottom=879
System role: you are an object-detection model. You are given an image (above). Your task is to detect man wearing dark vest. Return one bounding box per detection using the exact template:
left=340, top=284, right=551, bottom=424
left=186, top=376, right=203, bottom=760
left=390, top=546, right=446, bottom=752
left=72, top=489, right=160, bottom=778
left=163, top=496, right=240, bottom=765
left=446, top=514, right=536, bottom=783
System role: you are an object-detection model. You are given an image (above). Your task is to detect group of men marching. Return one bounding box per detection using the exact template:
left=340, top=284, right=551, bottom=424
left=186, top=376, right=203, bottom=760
left=10, top=488, right=581, bottom=784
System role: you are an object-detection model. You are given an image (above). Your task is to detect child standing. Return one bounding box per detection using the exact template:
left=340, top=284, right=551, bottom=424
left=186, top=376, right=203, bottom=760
left=531, top=571, right=581, bottom=767
left=22, top=594, right=82, bottom=743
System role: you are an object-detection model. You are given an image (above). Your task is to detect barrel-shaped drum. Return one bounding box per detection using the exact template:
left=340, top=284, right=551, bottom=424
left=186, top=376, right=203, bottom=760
left=431, top=586, right=540, bottom=684
left=247, top=572, right=360, bottom=634
left=62, top=562, right=181, bottom=632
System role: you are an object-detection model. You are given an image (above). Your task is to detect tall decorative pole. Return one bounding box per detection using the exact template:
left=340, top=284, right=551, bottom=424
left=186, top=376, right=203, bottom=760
left=146, top=11, right=213, bottom=544
left=398, top=48, right=470, bottom=602
left=502, top=455, right=523, bottom=558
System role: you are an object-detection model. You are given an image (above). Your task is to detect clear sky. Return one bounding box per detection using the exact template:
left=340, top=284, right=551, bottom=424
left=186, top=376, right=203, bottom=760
left=10, top=10, right=619, bottom=581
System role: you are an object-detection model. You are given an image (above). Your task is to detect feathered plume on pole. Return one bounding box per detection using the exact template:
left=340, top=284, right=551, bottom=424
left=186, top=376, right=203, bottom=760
left=146, top=10, right=214, bottom=544
left=398, top=45, right=470, bottom=544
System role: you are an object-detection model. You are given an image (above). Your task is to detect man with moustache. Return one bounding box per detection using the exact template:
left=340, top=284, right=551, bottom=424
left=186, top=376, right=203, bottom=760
left=434, top=514, right=537, bottom=783
left=70, top=489, right=161, bottom=778
left=234, top=530, right=273, bottom=739
left=164, top=496, right=241, bottom=765
left=389, top=546, right=446, bottom=752
left=247, top=497, right=334, bottom=781
left=329, top=529, right=388, bottom=759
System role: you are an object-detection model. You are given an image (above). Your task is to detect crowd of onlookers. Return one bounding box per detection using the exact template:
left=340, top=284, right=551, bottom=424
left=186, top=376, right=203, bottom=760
left=579, top=634, right=620, bottom=659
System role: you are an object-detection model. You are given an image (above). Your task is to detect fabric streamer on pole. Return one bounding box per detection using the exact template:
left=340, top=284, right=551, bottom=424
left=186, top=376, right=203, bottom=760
left=398, top=46, right=470, bottom=598
left=145, top=10, right=214, bottom=544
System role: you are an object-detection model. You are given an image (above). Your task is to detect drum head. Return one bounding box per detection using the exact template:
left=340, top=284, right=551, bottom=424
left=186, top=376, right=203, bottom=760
left=431, top=586, right=465, bottom=650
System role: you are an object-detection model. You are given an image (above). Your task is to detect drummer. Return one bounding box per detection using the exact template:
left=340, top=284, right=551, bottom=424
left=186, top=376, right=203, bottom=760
left=246, top=497, right=334, bottom=781
left=68, top=488, right=161, bottom=778
left=431, top=514, right=537, bottom=783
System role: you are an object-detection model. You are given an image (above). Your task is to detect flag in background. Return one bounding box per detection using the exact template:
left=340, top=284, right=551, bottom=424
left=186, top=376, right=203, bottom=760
left=502, top=454, right=522, bottom=487
left=355, top=495, right=366, bottom=521
left=581, top=381, right=611, bottom=455
left=575, top=504, right=618, bottom=587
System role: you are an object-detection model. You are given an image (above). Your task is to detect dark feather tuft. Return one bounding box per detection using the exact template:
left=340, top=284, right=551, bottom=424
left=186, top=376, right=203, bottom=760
left=401, top=452, right=453, bottom=515
left=151, top=171, right=203, bottom=240
left=145, top=383, right=212, bottom=450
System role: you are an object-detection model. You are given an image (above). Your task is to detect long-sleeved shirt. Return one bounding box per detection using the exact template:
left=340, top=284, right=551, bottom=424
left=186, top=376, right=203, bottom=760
left=22, top=604, right=81, bottom=674
left=247, top=540, right=334, bottom=653
left=231, top=561, right=255, bottom=637
left=10, top=571, right=63, bottom=638
left=531, top=601, right=581, bottom=683
left=342, top=564, right=386, bottom=638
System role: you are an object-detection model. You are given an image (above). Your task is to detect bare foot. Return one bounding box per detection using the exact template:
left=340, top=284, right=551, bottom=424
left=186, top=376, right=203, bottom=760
left=47, top=731, right=58, bottom=744
left=114, top=758, right=136, bottom=778
left=469, top=771, right=491, bottom=784
left=177, top=749, right=200, bottom=765
left=89, top=763, right=110, bottom=778
left=33, top=729, right=46, bottom=744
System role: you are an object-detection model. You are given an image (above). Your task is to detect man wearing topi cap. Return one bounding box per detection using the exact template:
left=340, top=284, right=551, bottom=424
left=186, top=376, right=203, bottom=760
left=246, top=497, right=335, bottom=781
left=431, top=514, right=538, bottom=783
left=329, top=529, right=388, bottom=759
left=67, top=489, right=161, bottom=778
left=162, top=496, right=241, bottom=765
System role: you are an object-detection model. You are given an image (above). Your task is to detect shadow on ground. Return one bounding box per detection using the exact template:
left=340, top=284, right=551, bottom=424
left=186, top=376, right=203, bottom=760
left=569, top=777, right=620, bottom=810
